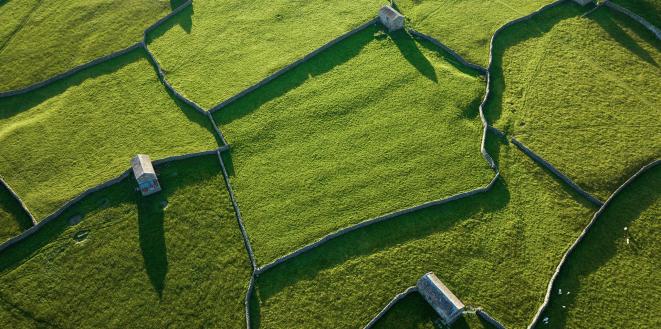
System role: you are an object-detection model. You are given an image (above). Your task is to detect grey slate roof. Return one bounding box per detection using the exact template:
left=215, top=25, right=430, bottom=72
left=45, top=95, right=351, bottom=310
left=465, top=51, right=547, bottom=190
left=131, top=154, right=156, bottom=179
left=416, top=272, right=465, bottom=325
left=380, top=5, right=403, bottom=20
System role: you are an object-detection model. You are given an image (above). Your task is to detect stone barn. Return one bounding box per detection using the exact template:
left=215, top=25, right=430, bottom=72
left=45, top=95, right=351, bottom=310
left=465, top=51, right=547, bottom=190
left=131, top=154, right=161, bottom=196
left=416, top=272, right=465, bottom=325
left=379, top=5, right=405, bottom=32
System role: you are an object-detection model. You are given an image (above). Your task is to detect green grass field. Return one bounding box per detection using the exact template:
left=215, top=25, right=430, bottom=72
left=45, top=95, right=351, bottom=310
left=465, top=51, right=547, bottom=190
left=250, top=138, right=597, bottom=329
left=0, top=156, right=252, bottom=328
left=0, top=0, right=173, bottom=92
left=373, top=293, right=498, bottom=329
left=395, top=0, right=554, bottom=66
left=146, top=0, right=383, bottom=109
left=486, top=3, right=661, bottom=200
left=0, top=184, right=32, bottom=243
left=536, top=165, right=660, bottom=329
left=214, top=26, right=493, bottom=264
left=0, top=48, right=218, bottom=220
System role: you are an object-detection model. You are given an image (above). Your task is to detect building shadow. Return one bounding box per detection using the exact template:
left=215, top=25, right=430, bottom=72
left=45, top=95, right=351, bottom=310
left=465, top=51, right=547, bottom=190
left=391, top=29, right=438, bottom=83
left=589, top=7, right=659, bottom=67
left=137, top=193, right=168, bottom=299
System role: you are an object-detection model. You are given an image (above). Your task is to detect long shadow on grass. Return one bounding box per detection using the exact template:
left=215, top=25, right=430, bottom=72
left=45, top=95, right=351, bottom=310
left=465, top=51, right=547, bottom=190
left=212, top=25, right=378, bottom=126
left=392, top=30, right=438, bottom=82
left=137, top=193, right=168, bottom=298
left=484, top=3, right=583, bottom=126
left=0, top=184, right=34, bottom=233
left=169, top=0, right=193, bottom=33
left=590, top=6, right=659, bottom=67
left=534, top=165, right=660, bottom=329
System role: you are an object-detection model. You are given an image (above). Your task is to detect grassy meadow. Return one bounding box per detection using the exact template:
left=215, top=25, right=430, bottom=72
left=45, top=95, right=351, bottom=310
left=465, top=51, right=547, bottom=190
left=536, top=164, right=660, bottom=328
left=0, top=48, right=218, bottom=220
left=0, top=184, right=32, bottom=243
left=0, top=0, right=173, bottom=91
left=0, top=156, right=252, bottom=328
left=146, top=0, right=383, bottom=108
left=395, top=0, right=555, bottom=66
left=250, top=137, right=597, bottom=329
left=373, top=292, right=498, bottom=329
left=486, top=2, right=661, bottom=200
left=214, top=26, right=494, bottom=264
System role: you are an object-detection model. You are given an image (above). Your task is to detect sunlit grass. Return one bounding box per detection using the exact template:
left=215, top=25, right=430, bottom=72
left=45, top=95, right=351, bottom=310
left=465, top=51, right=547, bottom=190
left=214, top=26, right=493, bottom=264
left=0, top=49, right=218, bottom=220
left=0, top=156, right=252, bottom=327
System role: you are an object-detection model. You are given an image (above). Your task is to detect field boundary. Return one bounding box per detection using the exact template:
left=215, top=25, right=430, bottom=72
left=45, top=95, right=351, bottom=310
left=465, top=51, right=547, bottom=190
left=208, top=17, right=379, bottom=114
left=363, top=286, right=418, bottom=328
left=0, top=42, right=142, bottom=98
left=0, top=148, right=222, bottom=254
left=0, top=177, right=36, bottom=226
left=511, top=138, right=603, bottom=206
left=476, top=308, right=507, bottom=329
left=603, top=0, right=661, bottom=39
left=526, top=159, right=660, bottom=329
left=408, top=30, right=488, bottom=73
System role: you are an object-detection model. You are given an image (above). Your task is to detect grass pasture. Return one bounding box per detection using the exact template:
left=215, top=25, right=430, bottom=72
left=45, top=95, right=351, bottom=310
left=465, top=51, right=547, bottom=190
left=250, top=139, right=597, bottom=329
left=373, top=292, right=498, bottom=329
left=395, top=0, right=555, bottom=66
left=536, top=165, right=660, bottom=329
left=146, top=0, right=383, bottom=109
left=0, top=48, right=218, bottom=220
left=214, top=26, right=494, bottom=264
left=0, top=183, right=32, bottom=243
left=486, top=2, right=661, bottom=200
left=0, top=0, right=173, bottom=92
left=0, top=156, right=252, bottom=328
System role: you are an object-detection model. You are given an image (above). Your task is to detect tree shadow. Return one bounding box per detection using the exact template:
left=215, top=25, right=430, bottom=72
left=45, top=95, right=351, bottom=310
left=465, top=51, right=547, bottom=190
left=212, top=25, right=379, bottom=126
left=589, top=6, right=659, bottom=67
left=535, top=165, right=660, bottom=328
left=391, top=29, right=438, bottom=82
left=484, top=2, right=582, bottom=127
left=136, top=188, right=168, bottom=298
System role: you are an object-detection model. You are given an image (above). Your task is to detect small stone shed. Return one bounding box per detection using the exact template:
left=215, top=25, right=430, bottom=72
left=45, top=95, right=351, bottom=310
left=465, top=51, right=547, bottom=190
left=379, top=5, right=405, bottom=32
left=416, top=272, right=465, bottom=325
left=131, top=154, right=161, bottom=196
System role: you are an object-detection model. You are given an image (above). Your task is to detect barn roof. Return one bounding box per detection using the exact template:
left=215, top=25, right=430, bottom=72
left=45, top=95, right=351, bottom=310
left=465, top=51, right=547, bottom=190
left=416, top=272, right=465, bottom=325
left=380, top=5, right=403, bottom=20
left=131, top=154, right=156, bottom=179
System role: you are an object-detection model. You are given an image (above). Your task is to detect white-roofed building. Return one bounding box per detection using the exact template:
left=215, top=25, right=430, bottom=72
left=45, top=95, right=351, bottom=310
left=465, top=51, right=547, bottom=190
left=416, top=272, right=465, bottom=325
left=131, top=154, right=161, bottom=196
left=379, top=5, right=405, bottom=32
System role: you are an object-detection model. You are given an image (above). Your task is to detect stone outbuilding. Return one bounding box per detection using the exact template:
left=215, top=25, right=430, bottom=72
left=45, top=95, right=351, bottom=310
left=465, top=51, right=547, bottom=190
left=131, top=154, right=161, bottom=196
left=572, top=0, right=593, bottom=5
left=416, top=272, right=465, bottom=325
left=379, top=5, right=405, bottom=32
